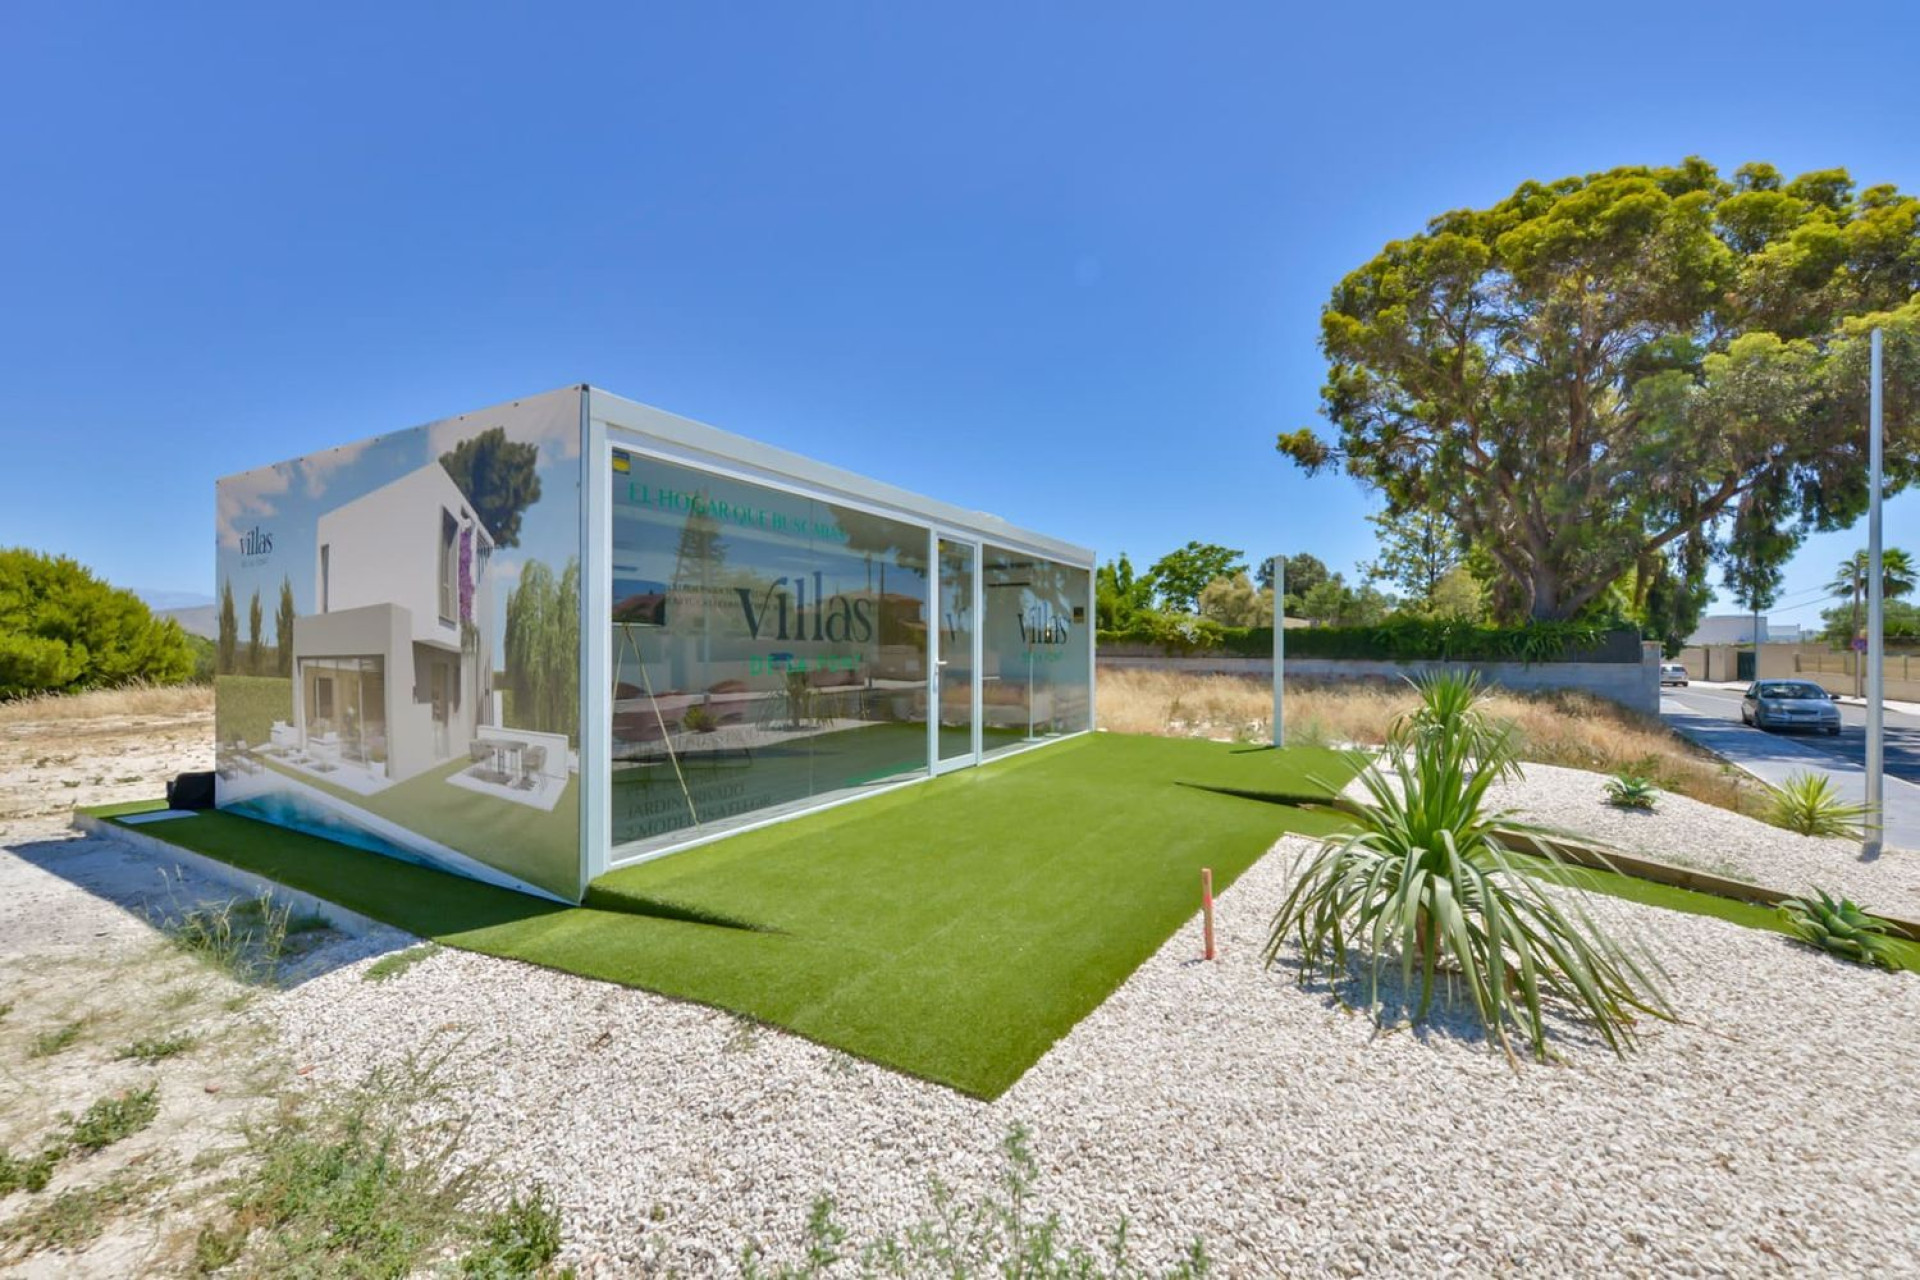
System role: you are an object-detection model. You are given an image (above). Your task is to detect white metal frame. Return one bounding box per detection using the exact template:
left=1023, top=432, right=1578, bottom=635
left=585, top=388, right=1094, bottom=873
left=929, top=528, right=985, bottom=776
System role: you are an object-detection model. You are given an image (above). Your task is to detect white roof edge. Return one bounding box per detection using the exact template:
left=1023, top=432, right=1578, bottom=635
left=587, top=386, right=1096, bottom=567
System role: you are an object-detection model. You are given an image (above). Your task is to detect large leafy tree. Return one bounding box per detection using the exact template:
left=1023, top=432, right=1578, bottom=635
left=1362, top=505, right=1462, bottom=610
left=503, top=557, right=580, bottom=741
left=1259, top=551, right=1328, bottom=599
left=1095, top=553, right=1158, bottom=629
left=0, top=549, right=193, bottom=697
left=1148, top=542, right=1246, bottom=614
left=1279, top=158, right=1920, bottom=621
left=440, top=426, right=543, bottom=548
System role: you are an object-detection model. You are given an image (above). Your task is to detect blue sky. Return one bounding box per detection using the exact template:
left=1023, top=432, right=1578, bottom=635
left=2, top=1, right=1916, bottom=634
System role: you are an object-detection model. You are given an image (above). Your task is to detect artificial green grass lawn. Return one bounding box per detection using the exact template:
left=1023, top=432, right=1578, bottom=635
left=100, top=733, right=1358, bottom=1098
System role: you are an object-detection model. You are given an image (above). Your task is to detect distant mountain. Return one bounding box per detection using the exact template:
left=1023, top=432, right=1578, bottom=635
left=159, top=604, right=220, bottom=639
left=134, top=588, right=215, bottom=611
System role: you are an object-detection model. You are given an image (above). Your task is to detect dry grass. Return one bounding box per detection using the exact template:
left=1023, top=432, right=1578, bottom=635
left=1096, top=666, right=1767, bottom=817
left=0, top=681, right=212, bottom=726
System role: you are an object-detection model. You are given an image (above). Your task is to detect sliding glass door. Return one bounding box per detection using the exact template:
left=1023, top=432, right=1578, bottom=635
left=932, top=534, right=981, bottom=773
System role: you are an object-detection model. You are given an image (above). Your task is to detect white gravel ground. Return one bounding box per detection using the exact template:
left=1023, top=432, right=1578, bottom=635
left=1478, top=761, right=1920, bottom=921
left=269, top=820, right=1920, bottom=1276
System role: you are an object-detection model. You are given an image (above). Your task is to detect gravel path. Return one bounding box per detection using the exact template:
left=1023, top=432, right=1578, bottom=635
left=1480, top=761, right=1920, bottom=921
left=269, top=825, right=1920, bottom=1276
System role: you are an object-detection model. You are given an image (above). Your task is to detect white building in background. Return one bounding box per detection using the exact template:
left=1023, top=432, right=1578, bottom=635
left=1687, top=613, right=1802, bottom=646
left=289, top=462, right=498, bottom=785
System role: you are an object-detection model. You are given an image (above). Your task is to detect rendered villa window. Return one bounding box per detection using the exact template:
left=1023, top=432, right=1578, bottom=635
left=300, top=656, right=388, bottom=767
left=437, top=509, right=458, bottom=625
left=319, top=544, right=330, bottom=613
left=609, top=453, right=932, bottom=850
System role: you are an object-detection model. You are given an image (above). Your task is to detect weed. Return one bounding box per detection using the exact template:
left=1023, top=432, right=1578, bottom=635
left=461, top=1185, right=567, bottom=1277
left=113, top=774, right=143, bottom=784
left=363, top=942, right=441, bottom=984
left=60, top=779, right=82, bottom=789
left=29, top=1017, right=88, bottom=1058
left=192, top=1221, right=248, bottom=1273
left=168, top=892, right=292, bottom=985
left=198, top=1048, right=551, bottom=1277
left=118, top=1032, right=197, bottom=1064
left=0, top=1000, right=12, bottom=1022
left=68, top=1084, right=161, bottom=1153
left=0, top=1147, right=61, bottom=1196
left=0, top=1172, right=153, bottom=1253
left=740, top=1124, right=1208, bottom=1278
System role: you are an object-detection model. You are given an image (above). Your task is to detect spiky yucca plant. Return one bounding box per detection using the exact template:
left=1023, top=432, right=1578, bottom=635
left=1778, top=888, right=1901, bottom=969
left=1765, top=772, right=1871, bottom=839
left=1267, top=682, right=1670, bottom=1060
left=1387, top=670, right=1522, bottom=780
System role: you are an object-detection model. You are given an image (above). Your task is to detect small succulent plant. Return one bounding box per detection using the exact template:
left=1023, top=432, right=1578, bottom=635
left=1604, top=773, right=1659, bottom=811
left=1778, top=888, right=1900, bottom=970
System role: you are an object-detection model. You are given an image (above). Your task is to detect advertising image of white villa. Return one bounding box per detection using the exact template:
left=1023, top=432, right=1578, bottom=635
left=249, top=461, right=571, bottom=811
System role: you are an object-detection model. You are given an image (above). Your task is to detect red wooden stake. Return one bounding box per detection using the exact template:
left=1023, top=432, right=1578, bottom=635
left=1201, top=866, right=1215, bottom=961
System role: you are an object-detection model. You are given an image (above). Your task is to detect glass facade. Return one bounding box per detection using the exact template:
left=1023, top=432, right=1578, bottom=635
left=610, top=454, right=934, bottom=848
left=982, top=547, right=1091, bottom=754
left=606, top=442, right=1094, bottom=859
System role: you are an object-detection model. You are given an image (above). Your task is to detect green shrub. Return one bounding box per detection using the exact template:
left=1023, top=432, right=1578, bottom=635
left=1764, top=772, right=1871, bottom=839
left=1779, top=888, right=1901, bottom=969
left=1264, top=683, right=1669, bottom=1060
left=0, top=548, right=194, bottom=698
left=1100, top=616, right=1614, bottom=663
left=1604, top=773, right=1660, bottom=811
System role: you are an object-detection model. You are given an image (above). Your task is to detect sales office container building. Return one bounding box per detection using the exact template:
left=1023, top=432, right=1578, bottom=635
left=213, top=386, right=1096, bottom=903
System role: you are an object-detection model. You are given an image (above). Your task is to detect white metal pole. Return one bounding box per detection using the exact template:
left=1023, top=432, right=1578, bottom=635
left=1865, top=328, right=1885, bottom=859
left=1272, top=556, right=1285, bottom=749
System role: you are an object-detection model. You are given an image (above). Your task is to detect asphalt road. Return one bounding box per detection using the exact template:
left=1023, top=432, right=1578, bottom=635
left=1661, top=684, right=1920, bottom=786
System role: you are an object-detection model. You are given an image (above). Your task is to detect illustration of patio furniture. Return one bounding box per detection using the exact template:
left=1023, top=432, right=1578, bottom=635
left=517, top=745, right=547, bottom=790
left=269, top=721, right=297, bottom=751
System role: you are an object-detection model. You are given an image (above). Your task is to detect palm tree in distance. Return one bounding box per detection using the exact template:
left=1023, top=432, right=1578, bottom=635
left=1829, top=547, right=1917, bottom=632
left=1828, top=548, right=1915, bottom=694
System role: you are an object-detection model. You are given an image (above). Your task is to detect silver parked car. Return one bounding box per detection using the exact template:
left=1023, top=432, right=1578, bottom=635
left=1740, top=680, right=1842, bottom=735
left=1659, top=663, right=1689, bottom=687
